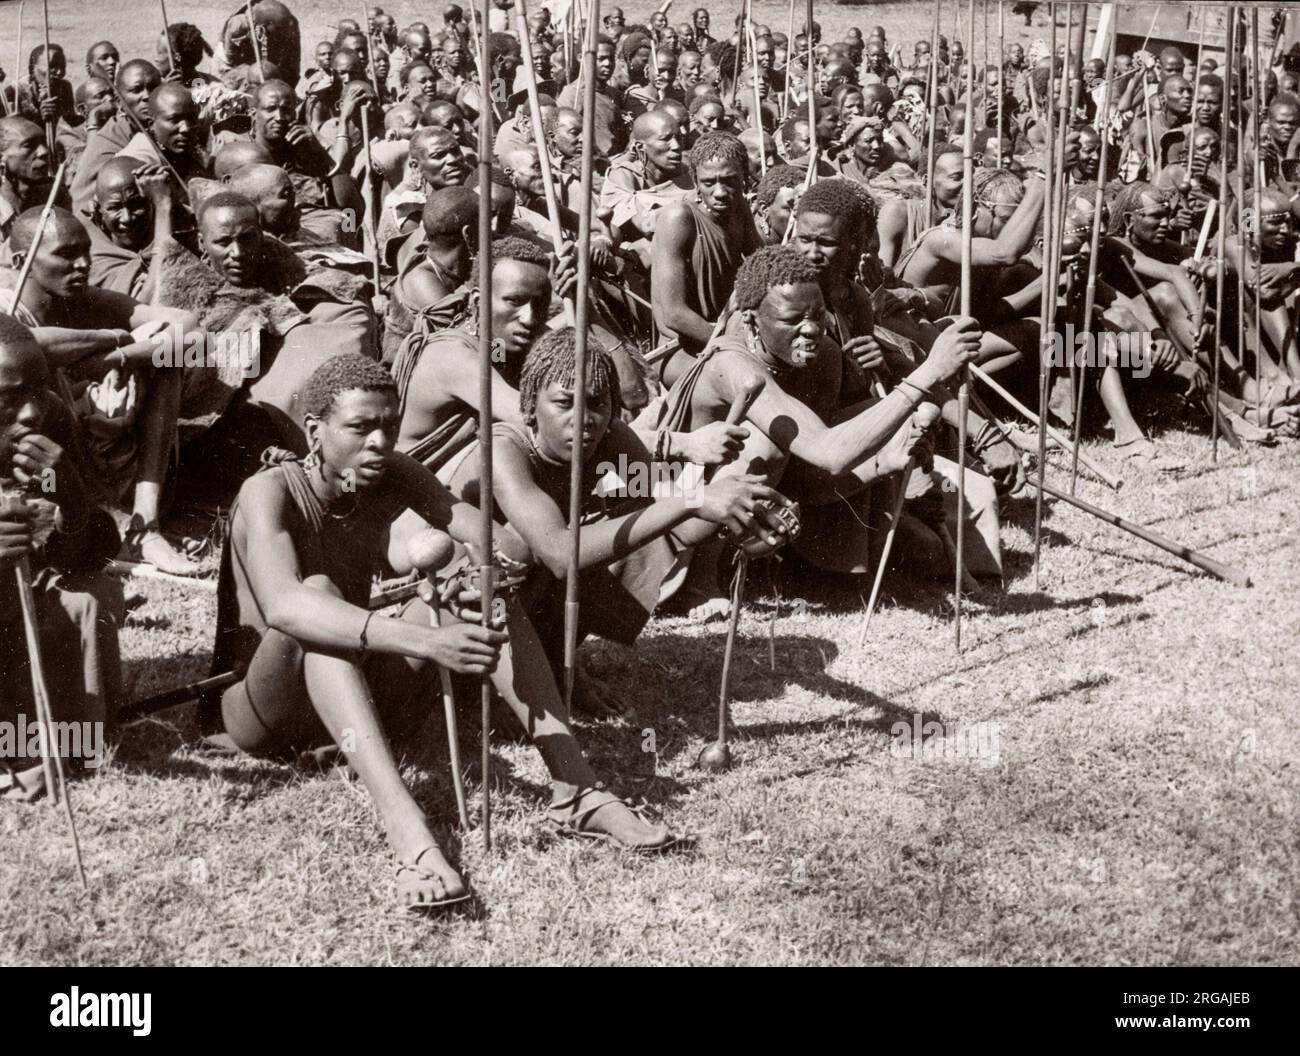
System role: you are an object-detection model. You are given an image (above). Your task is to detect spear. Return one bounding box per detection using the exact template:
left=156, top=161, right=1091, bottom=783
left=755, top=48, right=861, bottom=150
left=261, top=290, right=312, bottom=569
left=1070, top=5, right=1116, bottom=496
left=995, top=0, right=1004, bottom=166
left=925, top=0, right=941, bottom=225
left=363, top=4, right=383, bottom=100
left=14, top=2, right=23, bottom=120
left=1211, top=8, right=1234, bottom=462
left=159, top=0, right=180, bottom=82
left=954, top=0, right=975, bottom=651
left=5, top=161, right=88, bottom=889
left=781, top=0, right=795, bottom=118
left=561, top=0, right=601, bottom=710
left=1235, top=12, right=1246, bottom=422
left=358, top=103, right=383, bottom=300
left=475, top=0, right=496, bottom=851
left=1250, top=8, right=1264, bottom=402
left=746, top=4, right=766, bottom=172
left=1032, top=0, right=1061, bottom=589
left=40, top=0, right=54, bottom=154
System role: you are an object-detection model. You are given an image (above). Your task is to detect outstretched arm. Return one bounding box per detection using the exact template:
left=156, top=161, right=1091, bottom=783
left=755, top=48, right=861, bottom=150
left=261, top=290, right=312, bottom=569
left=930, top=173, right=1045, bottom=268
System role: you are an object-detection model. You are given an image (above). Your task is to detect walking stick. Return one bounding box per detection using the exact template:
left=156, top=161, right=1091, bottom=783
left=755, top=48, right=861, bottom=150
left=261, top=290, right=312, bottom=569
left=1070, top=7, right=1116, bottom=496
left=746, top=7, right=766, bottom=171
left=14, top=2, right=24, bottom=121
left=1211, top=8, right=1234, bottom=462
left=363, top=4, right=383, bottom=101
left=954, top=0, right=975, bottom=652
left=475, top=0, right=497, bottom=852
left=696, top=377, right=765, bottom=774
left=561, top=0, right=600, bottom=712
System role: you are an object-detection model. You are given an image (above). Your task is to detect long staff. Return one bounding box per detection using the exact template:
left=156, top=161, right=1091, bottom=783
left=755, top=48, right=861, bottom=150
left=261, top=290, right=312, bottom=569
left=1070, top=5, right=1117, bottom=495
left=924, top=0, right=941, bottom=225
left=358, top=105, right=383, bottom=301
left=780, top=0, right=795, bottom=118
left=954, top=0, right=975, bottom=651
left=995, top=0, right=1004, bottom=166
left=746, top=4, right=766, bottom=172
left=40, top=0, right=54, bottom=154
left=561, top=0, right=601, bottom=710
left=475, top=0, right=497, bottom=852
left=696, top=378, right=765, bottom=773
left=1250, top=9, right=1264, bottom=402
left=1032, top=1, right=1061, bottom=590
left=159, top=0, right=180, bottom=82
left=5, top=162, right=87, bottom=889
left=1211, top=8, right=1234, bottom=461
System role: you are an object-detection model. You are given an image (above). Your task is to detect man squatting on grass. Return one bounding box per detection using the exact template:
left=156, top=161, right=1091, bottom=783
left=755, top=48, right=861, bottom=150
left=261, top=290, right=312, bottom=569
left=1, top=2, right=1287, bottom=913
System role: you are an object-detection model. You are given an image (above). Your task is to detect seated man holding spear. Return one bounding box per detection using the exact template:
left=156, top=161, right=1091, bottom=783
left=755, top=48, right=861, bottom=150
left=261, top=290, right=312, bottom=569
left=211, top=353, right=680, bottom=913
left=68, top=61, right=162, bottom=221
left=0, top=314, right=124, bottom=801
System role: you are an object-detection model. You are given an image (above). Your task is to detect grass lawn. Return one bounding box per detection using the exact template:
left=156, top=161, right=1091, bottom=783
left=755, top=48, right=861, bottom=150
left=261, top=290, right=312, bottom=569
left=2, top=421, right=1297, bottom=966
left=1, top=0, right=1291, bottom=968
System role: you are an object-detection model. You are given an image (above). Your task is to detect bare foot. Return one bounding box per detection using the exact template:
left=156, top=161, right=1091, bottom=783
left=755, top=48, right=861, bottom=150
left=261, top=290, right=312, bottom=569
left=395, top=844, right=468, bottom=911
left=139, top=531, right=202, bottom=576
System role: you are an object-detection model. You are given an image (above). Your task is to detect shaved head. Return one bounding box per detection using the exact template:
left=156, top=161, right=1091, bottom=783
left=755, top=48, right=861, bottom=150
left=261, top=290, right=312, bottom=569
left=631, top=109, right=677, bottom=142
left=9, top=206, right=87, bottom=255
left=95, top=156, right=146, bottom=200
left=214, top=140, right=273, bottom=179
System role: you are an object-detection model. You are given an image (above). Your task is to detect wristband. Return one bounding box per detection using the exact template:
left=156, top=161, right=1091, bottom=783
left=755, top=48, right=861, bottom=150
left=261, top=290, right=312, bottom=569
left=358, top=611, right=375, bottom=657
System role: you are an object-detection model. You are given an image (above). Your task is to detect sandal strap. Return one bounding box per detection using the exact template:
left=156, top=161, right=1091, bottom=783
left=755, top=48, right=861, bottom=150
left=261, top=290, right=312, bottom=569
left=548, top=783, right=638, bottom=832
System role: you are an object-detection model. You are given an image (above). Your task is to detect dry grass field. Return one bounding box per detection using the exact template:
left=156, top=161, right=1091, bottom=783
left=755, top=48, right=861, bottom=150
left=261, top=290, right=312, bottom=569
left=0, top=2, right=1295, bottom=967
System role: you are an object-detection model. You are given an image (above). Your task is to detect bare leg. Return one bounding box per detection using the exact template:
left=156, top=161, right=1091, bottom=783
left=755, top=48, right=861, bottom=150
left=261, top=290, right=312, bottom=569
left=132, top=368, right=198, bottom=574
left=221, top=574, right=465, bottom=899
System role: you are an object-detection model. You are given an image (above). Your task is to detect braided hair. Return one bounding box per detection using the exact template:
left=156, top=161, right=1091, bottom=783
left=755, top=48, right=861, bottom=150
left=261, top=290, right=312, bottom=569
left=519, top=327, right=623, bottom=423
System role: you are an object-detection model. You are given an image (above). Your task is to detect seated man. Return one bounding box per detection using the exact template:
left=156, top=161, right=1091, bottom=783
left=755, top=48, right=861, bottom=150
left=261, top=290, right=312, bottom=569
left=59, top=78, right=118, bottom=178
left=152, top=191, right=377, bottom=448
left=375, top=126, right=472, bottom=256
left=448, top=328, right=796, bottom=682
left=115, top=84, right=210, bottom=219
left=248, top=80, right=365, bottom=248
left=210, top=354, right=678, bottom=913
left=599, top=110, right=693, bottom=248
left=877, top=143, right=964, bottom=270
left=2, top=207, right=200, bottom=573
left=836, top=116, right=924, bottom=200
left=651, top=131, right=763, bottom=386
left=646, top=245, right=991, bottom=599
left=70, top=61, right=162, bottom=220
left=87, top=158, right=170, bottom=298
left=0, top=117, right=60, bottom=244
left=383, top=186, right=475, bottom=367
left=557, top=35, right=627, bottom=154
left=0, top=314, right=125, bottom=800
left=753, top=163, right=804, bottom=244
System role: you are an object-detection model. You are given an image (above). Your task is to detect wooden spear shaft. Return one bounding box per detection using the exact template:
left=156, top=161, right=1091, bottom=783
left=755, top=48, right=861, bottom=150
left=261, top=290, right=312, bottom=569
left=954, top=0, right=975, bottom=652
left=476, top=0, right=496, bottom=852
left=40, top=0, right=54, bottom=154
left=1211, top=7, right=1234, bottom=462
left=1031, top=0, right=1059, bottom=591
left=1251, top=9, right=1264, bottom=401
left=1071, top=4, right=1117, bottom=496
left=562, top=0, right=601, bottom=710
left=925, top=0, right=940, bottom=225
left=996, top=0, right=1004, bottom=165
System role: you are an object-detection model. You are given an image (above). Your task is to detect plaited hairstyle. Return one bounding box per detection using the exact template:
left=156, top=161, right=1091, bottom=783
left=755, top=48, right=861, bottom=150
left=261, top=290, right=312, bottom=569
left=1106, top=180, right=1168, bottom=236
left=519, top=327, right=623, bottom=423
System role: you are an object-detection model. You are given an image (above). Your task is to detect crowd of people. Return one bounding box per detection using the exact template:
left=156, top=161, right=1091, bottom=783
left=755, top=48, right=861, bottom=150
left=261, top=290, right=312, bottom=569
left=0, top=0, right=1290, bottom=913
